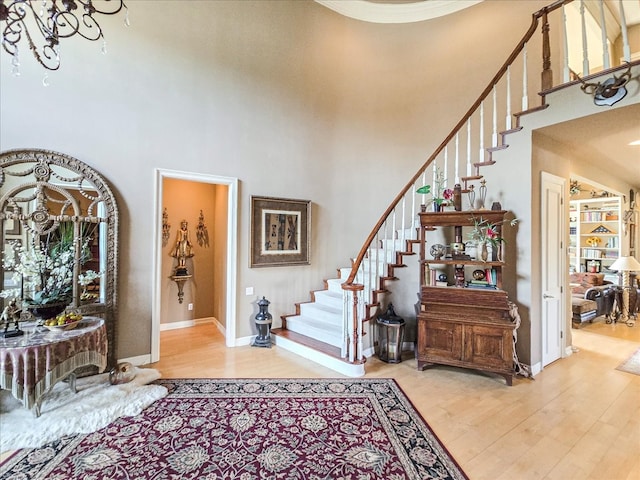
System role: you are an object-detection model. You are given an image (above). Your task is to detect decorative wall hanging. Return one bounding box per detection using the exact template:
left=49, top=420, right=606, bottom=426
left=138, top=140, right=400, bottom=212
left=577, top=63, right=631, bottom=106
left=250, top=196, right=311, bottom=267
left=162, top=208, right=171, bottom=247
left=196, top=210, right=209, bottom=248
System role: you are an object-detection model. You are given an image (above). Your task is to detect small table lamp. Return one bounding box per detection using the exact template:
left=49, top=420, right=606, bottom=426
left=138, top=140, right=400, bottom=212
left=609, top=256, right=640, bottom=326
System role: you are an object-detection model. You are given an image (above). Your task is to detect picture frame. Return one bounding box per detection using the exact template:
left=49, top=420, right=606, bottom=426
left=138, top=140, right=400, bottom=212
left=585, top=259, right=601, bottom=273
left=4, top=207, right=21, bottom=236
left=250, top=196, right=311, bottom=267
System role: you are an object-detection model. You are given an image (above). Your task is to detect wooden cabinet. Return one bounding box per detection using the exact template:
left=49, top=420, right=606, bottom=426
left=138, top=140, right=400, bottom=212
left=417, top=210, right=516, bottom=385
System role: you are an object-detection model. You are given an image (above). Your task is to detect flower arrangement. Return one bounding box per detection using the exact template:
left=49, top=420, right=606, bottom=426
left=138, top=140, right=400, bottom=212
left=467, top=216, right=519, bottom=249
left=1, top=233, right=92, bottom=307
left=417, top=167, right=454, bottom=208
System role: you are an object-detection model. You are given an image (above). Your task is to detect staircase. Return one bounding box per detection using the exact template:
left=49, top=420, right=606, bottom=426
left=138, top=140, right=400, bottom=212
left=271, top=0, right=639, bottom=376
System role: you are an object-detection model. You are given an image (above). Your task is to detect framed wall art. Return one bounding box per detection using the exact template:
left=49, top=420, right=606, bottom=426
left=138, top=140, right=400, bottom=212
left=250, top=196, right=311, bottom=267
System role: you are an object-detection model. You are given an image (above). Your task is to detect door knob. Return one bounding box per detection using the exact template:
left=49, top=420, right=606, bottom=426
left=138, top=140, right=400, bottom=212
left=543, top=293, right=554, bottom=299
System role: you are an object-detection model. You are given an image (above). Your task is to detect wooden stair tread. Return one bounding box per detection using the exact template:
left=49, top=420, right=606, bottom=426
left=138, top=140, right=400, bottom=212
left=271, top=328, right=342, bottom=358
left=486, top=145, right=509, bottom=152
left=513, top=103, right=549, bottom=117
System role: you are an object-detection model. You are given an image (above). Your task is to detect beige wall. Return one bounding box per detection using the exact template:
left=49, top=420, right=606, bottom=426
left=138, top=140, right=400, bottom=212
left=4, top=0, right=599, bottom=362
left=162, top=179, right=221, bottom=325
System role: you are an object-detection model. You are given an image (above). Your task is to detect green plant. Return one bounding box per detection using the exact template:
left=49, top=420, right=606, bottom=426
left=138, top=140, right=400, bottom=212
left=417, top=167, right=454, bottom=207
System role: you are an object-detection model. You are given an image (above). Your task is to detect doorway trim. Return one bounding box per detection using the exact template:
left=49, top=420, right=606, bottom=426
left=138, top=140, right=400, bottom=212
left=151, top=169, right=238, bottom=362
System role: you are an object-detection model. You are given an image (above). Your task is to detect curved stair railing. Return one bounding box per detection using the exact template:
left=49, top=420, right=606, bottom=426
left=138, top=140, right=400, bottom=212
left=340, top=0, right=637, bottom=364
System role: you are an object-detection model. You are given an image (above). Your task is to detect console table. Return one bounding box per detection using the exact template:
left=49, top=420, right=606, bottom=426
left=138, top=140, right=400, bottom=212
left=0, top=317, right=107, bottom=416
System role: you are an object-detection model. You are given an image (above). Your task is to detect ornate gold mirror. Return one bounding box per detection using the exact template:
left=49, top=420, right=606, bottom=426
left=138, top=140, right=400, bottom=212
left=0, top=149, right=118, bottom=366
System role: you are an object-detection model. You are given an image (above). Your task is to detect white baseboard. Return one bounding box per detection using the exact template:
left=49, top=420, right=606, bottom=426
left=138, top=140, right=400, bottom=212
left=160, top=317, right=215, bottom=331
left=118, top=354, right=152, bottom=367
left=273, top=334, right=365, bottom=377
left=234, top=335, right=253, bottom=347
left=530, top=362, right=542, bottom=376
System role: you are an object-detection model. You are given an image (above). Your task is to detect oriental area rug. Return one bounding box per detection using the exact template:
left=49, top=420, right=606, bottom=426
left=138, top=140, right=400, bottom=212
left=0, top=378, right=468, bottom=480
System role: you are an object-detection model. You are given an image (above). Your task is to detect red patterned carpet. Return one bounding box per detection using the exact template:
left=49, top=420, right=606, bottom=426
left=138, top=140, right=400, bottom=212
left=0, top=378, right=467, bottom=480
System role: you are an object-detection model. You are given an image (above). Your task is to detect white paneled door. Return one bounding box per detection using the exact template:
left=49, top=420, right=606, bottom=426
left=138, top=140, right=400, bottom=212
left=541, top=172, right=566, bottom=367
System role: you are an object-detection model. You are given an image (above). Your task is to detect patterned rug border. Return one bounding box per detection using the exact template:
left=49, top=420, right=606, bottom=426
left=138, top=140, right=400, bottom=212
left=1, top=377, right=469, bottom=480
left=616, top=347, right=640, bottom=375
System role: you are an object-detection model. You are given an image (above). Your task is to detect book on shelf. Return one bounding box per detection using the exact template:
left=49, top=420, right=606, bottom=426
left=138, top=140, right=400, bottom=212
left=435, top=281, right=448, bottom=287
left=465, top=282, right=497, bottom=290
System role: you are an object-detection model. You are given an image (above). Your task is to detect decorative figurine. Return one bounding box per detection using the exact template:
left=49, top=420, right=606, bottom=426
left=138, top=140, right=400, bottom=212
left=172, top=220, right=194, bottom=276
left=0, top=299, right=23, bottom=338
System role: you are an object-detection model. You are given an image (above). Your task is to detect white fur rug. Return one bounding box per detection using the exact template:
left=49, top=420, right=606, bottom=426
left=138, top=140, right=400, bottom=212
left=0, top=367, right=167, bottom=451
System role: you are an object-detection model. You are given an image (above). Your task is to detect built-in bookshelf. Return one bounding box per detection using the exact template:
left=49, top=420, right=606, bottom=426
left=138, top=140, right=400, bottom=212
left=569, top=197, right=622, bottom=275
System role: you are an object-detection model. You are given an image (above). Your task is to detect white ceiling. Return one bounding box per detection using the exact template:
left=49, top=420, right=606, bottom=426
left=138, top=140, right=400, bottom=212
left=536, top=102, right=640, bottom=189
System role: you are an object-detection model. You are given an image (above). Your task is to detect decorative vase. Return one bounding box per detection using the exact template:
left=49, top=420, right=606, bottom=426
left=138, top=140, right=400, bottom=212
left=480, top=243, right=489, bottom=262
left=25, top=302, right=68, bottom=321
left=433, top=203, right=442, bottom=212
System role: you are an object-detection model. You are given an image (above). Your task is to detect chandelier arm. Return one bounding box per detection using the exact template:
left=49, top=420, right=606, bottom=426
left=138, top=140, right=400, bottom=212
left=1, top=0, right=127, bottom=71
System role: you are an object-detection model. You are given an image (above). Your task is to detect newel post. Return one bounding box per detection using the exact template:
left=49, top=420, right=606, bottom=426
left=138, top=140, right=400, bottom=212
left=342, top=282, right=365, bottom=363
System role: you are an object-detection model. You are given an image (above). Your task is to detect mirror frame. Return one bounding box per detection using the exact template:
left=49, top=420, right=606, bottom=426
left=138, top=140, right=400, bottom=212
left=0, top=148, right=119, bottom=367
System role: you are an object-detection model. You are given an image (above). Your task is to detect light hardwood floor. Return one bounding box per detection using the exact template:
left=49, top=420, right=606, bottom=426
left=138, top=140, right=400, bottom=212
left=149, top=318, right=640, bottom=480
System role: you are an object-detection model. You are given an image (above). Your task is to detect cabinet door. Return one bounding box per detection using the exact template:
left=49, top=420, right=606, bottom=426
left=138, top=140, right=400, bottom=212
left=418, top=317, right=463, bottom=362
left=463, top=324, right=512, bottom=371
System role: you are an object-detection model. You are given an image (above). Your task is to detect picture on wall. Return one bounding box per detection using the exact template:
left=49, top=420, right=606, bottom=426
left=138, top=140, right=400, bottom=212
left=250, top=196, right=311, bottom=267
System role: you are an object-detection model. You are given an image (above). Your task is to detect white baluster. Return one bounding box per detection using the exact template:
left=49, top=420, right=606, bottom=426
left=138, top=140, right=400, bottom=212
left=619, top=0, right=631, bottom=62
left=443, top=146, right=449, bottom=189
left=479, top=102, right=485, bottom=163
left=492, top=86, right=498, bottom=148
left=522, top=44, right=529, bottom=111
left=598, top=0, right=610, bottom=69
left=466, top=119, right=472, bottom=176
left=580, top=0, right=590, bottom=75
left=455, top=134, right=460, bottom=183
left=562, top=5, right=570, bottom=82
left=400, top=195, right=406, bottom=254
left=410, top=183, right=416, bottom=238
left=505, top=66, right=512, bottom=130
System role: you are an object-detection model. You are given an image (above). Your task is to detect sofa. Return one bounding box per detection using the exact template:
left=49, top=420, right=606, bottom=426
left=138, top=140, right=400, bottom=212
left=570, top=273, right=615, bottom=326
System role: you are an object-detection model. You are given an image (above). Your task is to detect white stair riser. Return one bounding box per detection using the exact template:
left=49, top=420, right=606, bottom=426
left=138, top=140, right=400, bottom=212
left=285, top=316, right=342, bottom=347
left=326, top=278, right=344, bottom=294
left=313, top=290, right=343, bottom=309
left=299, top=303, right=342, bottom=323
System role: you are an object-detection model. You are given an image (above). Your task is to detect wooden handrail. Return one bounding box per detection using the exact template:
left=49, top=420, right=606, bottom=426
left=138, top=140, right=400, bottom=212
left=343, top=0, right=572, bottom=288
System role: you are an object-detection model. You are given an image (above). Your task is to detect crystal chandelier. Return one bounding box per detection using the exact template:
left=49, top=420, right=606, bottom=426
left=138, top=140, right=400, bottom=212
left=0, top=0, right=128, bottom=72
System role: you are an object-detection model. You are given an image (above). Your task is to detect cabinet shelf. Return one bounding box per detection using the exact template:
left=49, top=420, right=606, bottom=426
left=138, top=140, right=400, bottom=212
left=421, top=259, right=503, bottom=267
